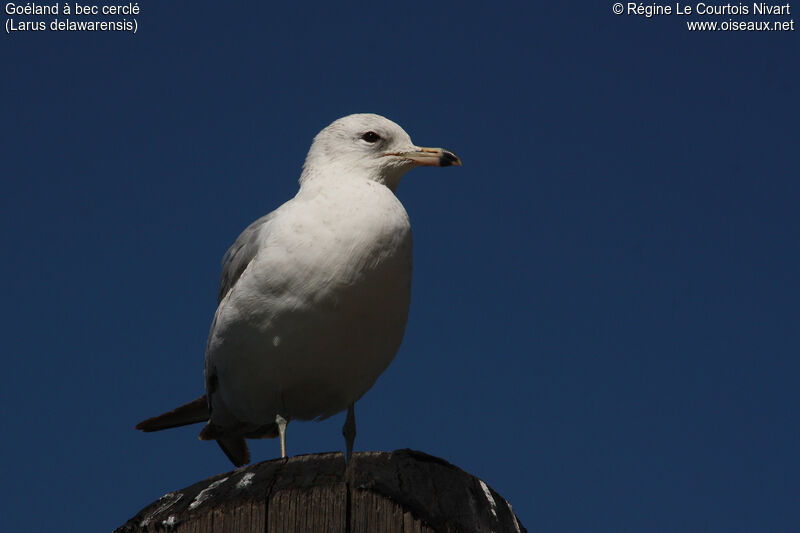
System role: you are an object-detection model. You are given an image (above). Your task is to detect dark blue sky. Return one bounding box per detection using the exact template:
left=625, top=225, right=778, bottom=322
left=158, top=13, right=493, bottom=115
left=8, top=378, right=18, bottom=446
left=2, top=3, right=798, bottom=531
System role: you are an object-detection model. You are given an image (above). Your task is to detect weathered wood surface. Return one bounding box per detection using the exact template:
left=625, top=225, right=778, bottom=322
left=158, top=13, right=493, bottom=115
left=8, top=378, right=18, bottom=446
left=116, top=449, right=526, bottom=533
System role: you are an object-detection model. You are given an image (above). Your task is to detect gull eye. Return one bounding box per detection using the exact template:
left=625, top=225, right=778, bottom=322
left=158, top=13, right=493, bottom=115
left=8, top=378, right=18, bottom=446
left=360, top=131, right=381, bottom=143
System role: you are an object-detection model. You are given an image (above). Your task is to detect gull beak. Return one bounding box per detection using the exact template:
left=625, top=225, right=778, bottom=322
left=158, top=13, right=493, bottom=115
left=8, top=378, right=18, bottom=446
left=389, top=146, right=462, bottom=167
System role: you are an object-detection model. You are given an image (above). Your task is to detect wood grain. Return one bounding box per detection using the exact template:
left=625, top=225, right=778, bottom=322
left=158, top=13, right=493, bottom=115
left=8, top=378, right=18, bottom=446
left=115, top=450, right=525, bottom=533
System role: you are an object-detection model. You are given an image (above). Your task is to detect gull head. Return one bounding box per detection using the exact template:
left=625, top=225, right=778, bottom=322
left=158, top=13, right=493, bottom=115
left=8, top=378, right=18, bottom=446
left=300, top=113, right=461, bottom=191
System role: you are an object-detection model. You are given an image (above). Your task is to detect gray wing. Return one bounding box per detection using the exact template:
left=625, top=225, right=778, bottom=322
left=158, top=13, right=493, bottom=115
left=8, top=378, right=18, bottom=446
left=204, top=211, right=275, bottom=435
left=217, top=212, right=274, bottom=303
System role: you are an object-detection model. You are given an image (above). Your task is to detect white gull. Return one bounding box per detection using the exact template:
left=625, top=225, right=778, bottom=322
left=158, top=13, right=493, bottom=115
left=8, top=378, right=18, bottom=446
left=136, top=113, right=461, bottom=466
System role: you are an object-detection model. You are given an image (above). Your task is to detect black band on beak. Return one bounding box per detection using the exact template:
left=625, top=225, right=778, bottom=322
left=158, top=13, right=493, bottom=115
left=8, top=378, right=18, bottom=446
left=439, top=150, right=460, bottom=167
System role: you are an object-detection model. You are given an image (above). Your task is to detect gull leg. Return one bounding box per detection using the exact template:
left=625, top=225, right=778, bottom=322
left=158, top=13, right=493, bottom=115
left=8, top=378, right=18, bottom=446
left=342, top=403, right=356, bottom=463
left=275, top=414, right=288, bottom=458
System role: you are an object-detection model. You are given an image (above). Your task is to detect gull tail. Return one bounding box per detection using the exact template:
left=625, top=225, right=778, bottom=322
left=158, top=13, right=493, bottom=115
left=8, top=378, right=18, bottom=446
left=198, top=421, right=251, bottom=467
left=135, top=396, right=210, bottom=432
left=216, top=437, right=250, bottom=467
left=137, top=396, right=251, bottom=467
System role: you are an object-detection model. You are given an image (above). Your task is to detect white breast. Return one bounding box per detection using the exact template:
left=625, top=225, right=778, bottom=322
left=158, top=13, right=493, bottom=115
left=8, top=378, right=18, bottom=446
left=207, top=179, right=413, bottom=426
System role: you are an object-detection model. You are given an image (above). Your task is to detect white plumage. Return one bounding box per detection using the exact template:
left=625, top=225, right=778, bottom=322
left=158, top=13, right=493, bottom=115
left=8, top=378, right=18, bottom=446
left=136, top=113, right=460, bottom=465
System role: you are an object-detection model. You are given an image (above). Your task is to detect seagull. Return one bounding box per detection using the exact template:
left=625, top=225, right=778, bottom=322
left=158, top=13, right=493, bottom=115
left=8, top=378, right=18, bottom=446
left=136, top=113, right=461, bottom=466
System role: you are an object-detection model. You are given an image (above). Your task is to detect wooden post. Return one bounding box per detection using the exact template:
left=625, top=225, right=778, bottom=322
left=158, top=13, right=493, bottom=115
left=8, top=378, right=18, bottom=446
left=115, top=449, right=526, bottom=533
